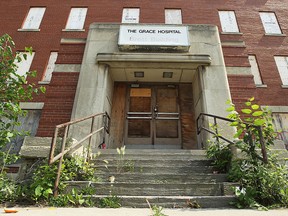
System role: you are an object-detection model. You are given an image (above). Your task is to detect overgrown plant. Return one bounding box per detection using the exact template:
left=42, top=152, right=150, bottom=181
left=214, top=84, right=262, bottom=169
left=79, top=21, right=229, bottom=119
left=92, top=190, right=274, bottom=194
left=116, top=146, right=126, bottom=173
left=0, top=34, right=45, bottom=171
left=18, top=156, right=96, bottom=205
left=226, top=98, right=288, bottom=209
left=98, top=195, right=121, bottom=208
left=206, top=140, right=232, bottom=173
left=0, top=34, right=45, bottom=205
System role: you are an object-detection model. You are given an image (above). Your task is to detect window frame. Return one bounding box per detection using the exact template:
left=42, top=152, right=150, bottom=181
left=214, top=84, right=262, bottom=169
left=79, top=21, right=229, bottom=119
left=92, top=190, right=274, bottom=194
left=259, top=12, right=282, bottom=35
left=64, top=7, right=88, bottom=31
left=274, top=56, right=288, bottom=87
left=165, top=9, right=182, bottom=24
left=248, top=55, right=266, bottom=87
left=15, top=51, right=35, bottom=78
left=20, top=7, right=46, bottom=31
left=218, top=10, right=240, bottom=34
left=121, top=8, right=140, bottom=23
left=41, top=51, right=58, bottom=83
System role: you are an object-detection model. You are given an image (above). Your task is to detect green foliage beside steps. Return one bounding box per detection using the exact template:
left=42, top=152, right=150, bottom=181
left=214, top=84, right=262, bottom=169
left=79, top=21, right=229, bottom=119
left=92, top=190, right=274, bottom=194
left=207, top=97, right=288, bottom=209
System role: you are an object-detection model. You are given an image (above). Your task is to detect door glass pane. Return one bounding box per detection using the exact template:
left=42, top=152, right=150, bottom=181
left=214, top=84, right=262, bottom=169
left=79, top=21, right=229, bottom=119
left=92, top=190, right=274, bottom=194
left=156, top=120, right=178, bottom=138
left=155, top=88, right=179, bottom=138
left=128, top=120, right=150, bottom=138
left=128, top=88, right=151, bottom=138
left=129, top=88, right=151, bottom=112
left=156, top=88, right=177, bottom=112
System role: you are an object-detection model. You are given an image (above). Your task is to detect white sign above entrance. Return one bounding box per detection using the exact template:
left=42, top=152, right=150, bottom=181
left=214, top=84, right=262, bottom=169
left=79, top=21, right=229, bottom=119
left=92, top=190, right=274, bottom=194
left=118, top=25, right=190, bottom=52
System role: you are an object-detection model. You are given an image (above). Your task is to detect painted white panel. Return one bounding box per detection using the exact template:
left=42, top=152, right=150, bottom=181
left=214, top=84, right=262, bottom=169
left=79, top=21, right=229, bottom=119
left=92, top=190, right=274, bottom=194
left=248, top=55, right=263, bottom=85
left=122, top=8, right=140, bottom=23
left=43, top=52, right=58, bottom=82
left=15, top=52, right=35, bottom=77
left=272, top=113, right=288, bottom=149
left=275, top=56, right=288, bottom=85
left=165, top=9, right=182, bottom=24
left=260, top=12, right=281, bottom=34
left=218, top=11, right=239, bottom=33
left=22, top=8, right=46, bottom=29
left=66, top=8, right=88, bottom=29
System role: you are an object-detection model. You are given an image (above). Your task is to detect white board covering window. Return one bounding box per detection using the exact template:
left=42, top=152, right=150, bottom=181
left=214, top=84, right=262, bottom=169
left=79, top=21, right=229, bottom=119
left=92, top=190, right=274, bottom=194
left=122, top=8, right=140, bottom=23
left=165, top=9, right=182, bottom=24
left=42, top=52, right=58, bottom=82
left=15, top=52, right=35, bottom=77
left=22, top=7, right=46, bottom=29
left=65, top=8, right=88, bottom=30
left=218, top=11, right=239, bottom=33
left=260, top=12, right=282, bottom=34
left=274, top=56, right=288, bottom=85
left=248, top=55, right=263, bottom=85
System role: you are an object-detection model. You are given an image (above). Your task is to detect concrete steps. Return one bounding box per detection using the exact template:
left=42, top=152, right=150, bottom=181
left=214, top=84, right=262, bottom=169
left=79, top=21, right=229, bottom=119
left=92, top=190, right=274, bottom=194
left=66, top=149, right=235, bottom=208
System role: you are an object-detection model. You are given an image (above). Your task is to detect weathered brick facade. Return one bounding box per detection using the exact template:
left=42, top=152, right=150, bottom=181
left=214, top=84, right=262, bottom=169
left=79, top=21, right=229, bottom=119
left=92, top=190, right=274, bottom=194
left=0, top=0, right=287, bottom=137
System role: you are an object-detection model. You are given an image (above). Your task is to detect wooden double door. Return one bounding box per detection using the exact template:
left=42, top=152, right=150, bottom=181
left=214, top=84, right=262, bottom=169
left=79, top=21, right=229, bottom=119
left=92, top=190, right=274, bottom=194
left=125, top=85, right=181, bottom=148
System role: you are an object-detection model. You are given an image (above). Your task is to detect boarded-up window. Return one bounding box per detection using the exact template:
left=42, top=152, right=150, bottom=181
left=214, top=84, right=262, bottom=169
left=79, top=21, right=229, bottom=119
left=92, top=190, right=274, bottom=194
left=122, top=8, right=140, bottom=23
left=165, top=9, right=182, bottom=24
left=218, top=11, right=239, bottom=33
left=65, top=8, right=88, bottom=29
left=42, top=52, right=58, bottom=82
left=15, top=52, right=35, bottom=77
left=274, top=56, right=288, bottom=85
left=22, top=7, right=46, bottom=29
left=272, top=113, right=288, bottom=149
left=260, top=12, right=282, bottom=34
left=248, top=55, right=263, bottom=85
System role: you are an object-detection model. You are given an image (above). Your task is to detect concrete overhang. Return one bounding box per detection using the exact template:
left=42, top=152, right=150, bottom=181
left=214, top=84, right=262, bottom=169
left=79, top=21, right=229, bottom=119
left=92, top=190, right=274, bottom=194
left=96, top=53, right=211, bottom=82
left=96, top=53, right=211, bottom=69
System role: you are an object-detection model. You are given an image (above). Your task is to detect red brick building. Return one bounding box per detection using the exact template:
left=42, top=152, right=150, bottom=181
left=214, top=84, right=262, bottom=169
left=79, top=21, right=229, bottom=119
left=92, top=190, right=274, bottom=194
left=1, top=0, right=287, bottom=150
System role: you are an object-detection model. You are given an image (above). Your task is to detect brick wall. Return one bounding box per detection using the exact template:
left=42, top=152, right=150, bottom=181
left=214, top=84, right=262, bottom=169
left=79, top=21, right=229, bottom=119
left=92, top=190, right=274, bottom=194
left=0, top=0, right=288, bottom=135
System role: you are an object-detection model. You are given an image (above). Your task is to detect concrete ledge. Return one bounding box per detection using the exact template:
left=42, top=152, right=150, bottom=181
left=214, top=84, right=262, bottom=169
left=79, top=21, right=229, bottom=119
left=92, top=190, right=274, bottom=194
left=19, top=102, right=44, bottom=110
left=54, top=64, right=81, bottom=72
left=262, top=105, right=288, bottom=113
left=18, top=29, right=40, bottom=32
left=20, top=136, right=52, bottom=158
left=221, top=41, right=245, bottom=47
left=226, top=67, right=251, bottom=75
left=60, top=38, right=87, bottom=44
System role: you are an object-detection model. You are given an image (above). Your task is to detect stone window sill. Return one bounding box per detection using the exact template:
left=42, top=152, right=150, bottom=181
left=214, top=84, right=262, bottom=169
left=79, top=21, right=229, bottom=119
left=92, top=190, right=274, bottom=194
left=62, top=29, right=85, bottom=32
left=18, top=29, right=40, bottom=32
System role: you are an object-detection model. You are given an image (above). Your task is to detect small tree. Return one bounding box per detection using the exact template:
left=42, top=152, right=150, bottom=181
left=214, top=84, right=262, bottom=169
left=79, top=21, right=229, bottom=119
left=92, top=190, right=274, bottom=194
left=0, top=34, right=45, bottom=172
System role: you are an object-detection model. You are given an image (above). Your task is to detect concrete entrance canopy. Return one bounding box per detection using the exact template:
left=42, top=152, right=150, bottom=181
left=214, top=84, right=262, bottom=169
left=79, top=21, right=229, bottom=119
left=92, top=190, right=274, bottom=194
left=96, top=53, right=211, bottom=82
left=71, top=23, right=235, bottom=149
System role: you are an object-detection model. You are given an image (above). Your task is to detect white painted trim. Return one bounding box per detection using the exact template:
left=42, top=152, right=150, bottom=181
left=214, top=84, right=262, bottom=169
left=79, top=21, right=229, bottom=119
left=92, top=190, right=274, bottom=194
left=20, top=102, right=44, bottom=110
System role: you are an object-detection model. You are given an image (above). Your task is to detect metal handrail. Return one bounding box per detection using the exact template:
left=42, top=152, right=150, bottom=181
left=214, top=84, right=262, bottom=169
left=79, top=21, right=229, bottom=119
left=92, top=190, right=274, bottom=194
left=196, top=112, right=268, bottom=164
left=48, top=112, right=110, bottom=196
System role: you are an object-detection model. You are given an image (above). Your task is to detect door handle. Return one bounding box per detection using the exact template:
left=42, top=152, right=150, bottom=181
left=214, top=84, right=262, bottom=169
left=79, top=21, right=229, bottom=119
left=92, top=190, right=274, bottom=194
left=154, top=105, right=158, bottom=113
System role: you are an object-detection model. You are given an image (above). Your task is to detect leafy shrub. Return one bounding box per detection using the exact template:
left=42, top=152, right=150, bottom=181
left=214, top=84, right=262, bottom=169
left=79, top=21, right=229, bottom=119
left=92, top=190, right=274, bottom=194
left=98, top=195, right=121, bottom=208
left=21, top=156, right=96, bottom=205
left=206, top=141, right=232, bottom=173
left=0, top=173, right=18, bottom=204
left=225, top=98, right=288, bottom=209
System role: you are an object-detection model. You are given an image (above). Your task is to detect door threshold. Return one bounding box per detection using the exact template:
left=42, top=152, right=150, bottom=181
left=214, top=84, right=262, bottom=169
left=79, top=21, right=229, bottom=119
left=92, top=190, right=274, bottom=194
left=126, top=144, right=182, bottom=149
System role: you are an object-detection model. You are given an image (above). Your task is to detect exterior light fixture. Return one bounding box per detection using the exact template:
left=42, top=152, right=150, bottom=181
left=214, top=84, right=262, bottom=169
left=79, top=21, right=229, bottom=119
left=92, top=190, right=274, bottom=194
left=134, top=71, right=144, bottom=78
left=163, top=72, right=173, bottom=78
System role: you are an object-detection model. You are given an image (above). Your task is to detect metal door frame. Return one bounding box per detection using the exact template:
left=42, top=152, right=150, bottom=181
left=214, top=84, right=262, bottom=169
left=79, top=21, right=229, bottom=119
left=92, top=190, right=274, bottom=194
left=124, top=84, right=182, bottom=147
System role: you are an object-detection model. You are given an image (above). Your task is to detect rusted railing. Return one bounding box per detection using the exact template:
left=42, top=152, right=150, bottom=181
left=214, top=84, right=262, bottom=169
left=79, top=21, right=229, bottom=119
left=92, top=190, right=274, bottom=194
left=196, top=113, right=268, bottom=164
left=48, top=112, right=110, bottom=196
